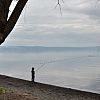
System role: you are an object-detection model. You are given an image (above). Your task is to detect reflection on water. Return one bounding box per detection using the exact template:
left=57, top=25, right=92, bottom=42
left=0, top=46, right=100, bottom=93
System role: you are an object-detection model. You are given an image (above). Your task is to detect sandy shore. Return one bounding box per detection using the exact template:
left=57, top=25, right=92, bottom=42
left=0, top=74, right=100, bottom=100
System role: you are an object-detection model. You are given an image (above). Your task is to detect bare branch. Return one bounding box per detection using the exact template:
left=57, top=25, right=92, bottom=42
left=55, top=0, right=64, bottom=15
left=61, top=0, right=64, bottom=3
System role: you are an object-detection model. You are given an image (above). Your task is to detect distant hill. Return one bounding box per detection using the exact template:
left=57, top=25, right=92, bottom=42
left=0, top=46, right=100, bottom=53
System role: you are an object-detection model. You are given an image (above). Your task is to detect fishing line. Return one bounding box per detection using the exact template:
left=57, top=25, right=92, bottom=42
left=34, top=55, right=94, bottom=72
left=33, top=54, right=100, bottom=87
left=35, top=63, right=46, bottom=72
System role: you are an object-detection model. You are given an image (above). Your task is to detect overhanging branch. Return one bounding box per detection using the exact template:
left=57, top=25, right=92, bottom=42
left=0, top=0, right=28, bottom=44
left=4, top=0, right=28, bottom=38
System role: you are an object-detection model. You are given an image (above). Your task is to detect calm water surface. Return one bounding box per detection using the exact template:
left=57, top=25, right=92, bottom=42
left=0, top=46, right=100, bottom=93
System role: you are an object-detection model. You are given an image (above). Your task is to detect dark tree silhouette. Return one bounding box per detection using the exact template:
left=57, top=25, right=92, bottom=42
left=0, top=0, right=28, bottom=45
left=0, top=0, right=12, bottom=44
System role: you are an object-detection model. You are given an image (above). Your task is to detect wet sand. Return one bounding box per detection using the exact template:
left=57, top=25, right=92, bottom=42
left=0, top=74, right=100, bottom=100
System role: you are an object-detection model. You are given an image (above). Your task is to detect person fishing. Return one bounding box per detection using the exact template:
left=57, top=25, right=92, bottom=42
left=31, top=67, right=35, bottom=82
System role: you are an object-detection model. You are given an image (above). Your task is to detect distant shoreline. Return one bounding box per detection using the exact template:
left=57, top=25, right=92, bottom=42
left=0, top=45, right=99, bottom=53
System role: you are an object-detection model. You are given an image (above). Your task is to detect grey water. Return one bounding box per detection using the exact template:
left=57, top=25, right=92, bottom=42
left=0, top=46, right=100, bottom=93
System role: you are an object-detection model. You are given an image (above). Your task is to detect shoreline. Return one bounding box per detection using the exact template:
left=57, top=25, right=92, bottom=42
left=0, top=74, right=100, bottom=100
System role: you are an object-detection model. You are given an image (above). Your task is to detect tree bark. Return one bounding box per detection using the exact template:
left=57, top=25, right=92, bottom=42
left=0, top=0, right=28, bottom=45
left=4, top=0, right=28, bottom=38
left=0, top=0, right=12, bottom=28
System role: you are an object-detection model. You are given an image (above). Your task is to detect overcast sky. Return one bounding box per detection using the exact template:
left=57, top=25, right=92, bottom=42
left=3, top=0, right=100, bottom=47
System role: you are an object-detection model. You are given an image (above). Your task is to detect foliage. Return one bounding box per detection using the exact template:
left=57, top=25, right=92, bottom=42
left=0, top=87, right=6, bottom=95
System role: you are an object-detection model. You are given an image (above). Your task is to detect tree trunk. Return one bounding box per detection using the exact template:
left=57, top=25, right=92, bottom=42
left=0, top=0, right=13, bottom=44
left=0, top=0, right=28, bottom=45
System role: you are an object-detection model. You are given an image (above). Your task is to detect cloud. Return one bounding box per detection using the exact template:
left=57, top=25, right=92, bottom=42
left=4, top=0, right=100, bottom=47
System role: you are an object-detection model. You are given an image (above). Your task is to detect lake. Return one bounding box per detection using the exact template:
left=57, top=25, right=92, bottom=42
left=0, top=46, right=100, bottom=93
